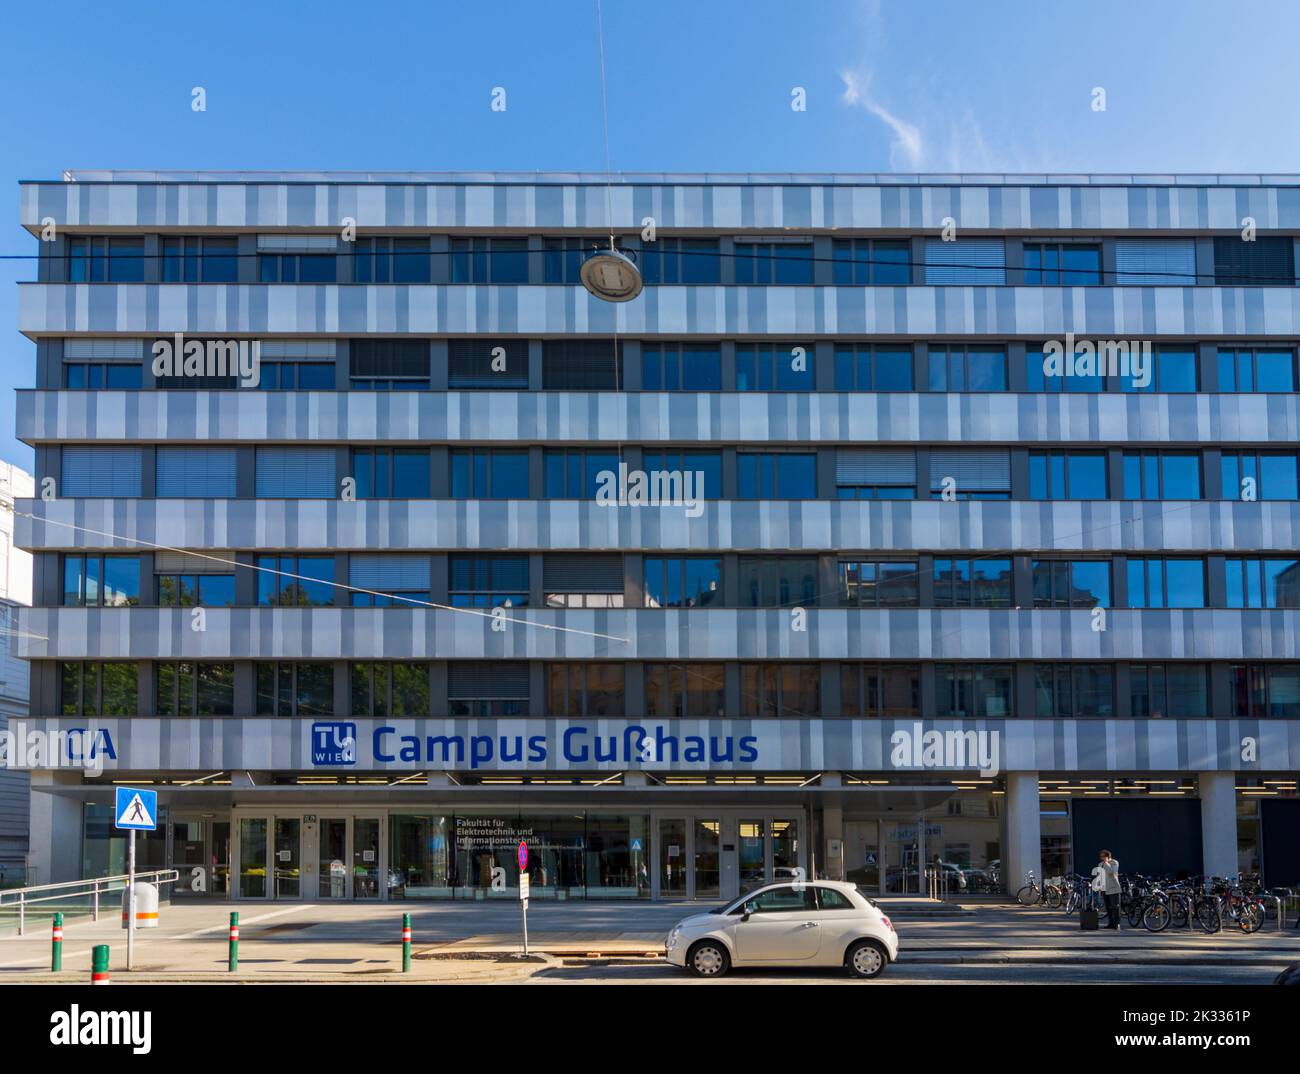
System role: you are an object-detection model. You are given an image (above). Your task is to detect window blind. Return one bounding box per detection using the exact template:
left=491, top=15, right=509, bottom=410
left=255, top=447, right=337, bottom=498
left=835, top=450, right=918, bottom=485
left=156, top=447, right=238, bottom=498
left=60, top=447, right=142, bottom=497
left=448, top=662, right=529, bottom=697
left=924, top=239, right=1006, bottom=285
left=1114, top=240, right=1196, bottom=285
left=543, top=554, right=623, bottom=593
left=349, top=554, right=432, bottom=590
left=929, top=449, right=1011, bottom=491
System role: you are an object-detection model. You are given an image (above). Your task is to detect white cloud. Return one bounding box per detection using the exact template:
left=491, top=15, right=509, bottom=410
left=839, top=70, right=924, bottom=169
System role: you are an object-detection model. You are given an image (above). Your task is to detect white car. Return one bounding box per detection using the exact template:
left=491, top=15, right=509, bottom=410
left=665, top=880, right=899, bottom=979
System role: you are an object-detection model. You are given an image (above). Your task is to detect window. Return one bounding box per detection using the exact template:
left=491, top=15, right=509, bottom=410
left=1221, top=451, right=1299, bottom=501
left=738, top=557, right=817, bottom=608
left=449, top=556, right=529, bottom=608
left=448, top=662, right=528, bottom=717
left=1129, top=663, right=1207, bottom=718
left=639, top=238, right=721, bottom=285
left=737, top=886, right=816, bottom=913
left=1122, top=451, right=1202, bottom=499
left=161, top=237, right=239, bottom=283
left=1213, top=237, right=1295, bottom=286
left=351, top=448, right=431, bottom=498
left=929, top=450, right=1011, bottom=500
left=156, top=662, right=235, bottom=716
left=933, top=558, right=1012, bottom=607
left=740, top=663, right=820, bottom=718
left=1033, top=664, right=1114, bottom=717
left=256, top=340, right=337, bottom=390
left=543, top=449, right=619, bottom=498
left=62, top=555, right=141, bottom=607
left=255, top=447, right=338, bottom=498
left=450, top=237, right=529, bottom=283
left=927, top=346, right=1007, bottom=391
left=642, top=450, right=721, bottom=500
left=1231, top=664, right=1300, bottom=719
left=543, top=554, right=624, bottom=608
left=158, top=574, right=235, bottom=607
left=543, top=237, right=608, bottom=283
left=257, top=555, right=336, bottom=607
left=150, top=335, right=240, bottom=389
left=936, top=664, right=1014, bottom=718
left=1029, top=451, right=1108, bottom=500
left=643, top=557, right=721, bottom=609
left=837, top=560, right=919, bottom=608
left=1031, top=560, right=1111, bottom=608
left=1225, top=557, right=1300, bottom=609
left=1126, top=558, right=1206, bottom=609
left=1113, top=239, right=1196, bottom=285
left=451, top=449, right=529, bottom=498
left=352, top=237, right=431, bottom=283
left=832, top=239, right=910, bottom=285
left=641, top=344, right=721, bottom=391
left=448, top=340, right=529, bottom=388
left=1022, top=242, right=1101, bottom=285
left=1117, top=348, right=1198, bottom=393
left=1216, top=348, right=1296, bottom=392
left=923, top=239, right=1006, bottom=285
left=349, top=340, right=430, bottom=390
left=61, top=662, right=138, bottom=716
left=64, top=362, right=143, bottom=389
left=68, top=237, right=145, bottom=282
left=833, top=345, right=913, bottom=391
left=256, top=663, right=335, bottom=717
left=542, top=340, right=620, bottom=389
left=156, top=447, right=238, bottom=498
left=738, top=453, right=817, bottom=499
left=835, top=450, right=916, bottom=499
left=841, top=663, right=919, bottom=718
left=60, top=446, right=143, bottom=497
left=644, top=663, right=725, bottom=718
left=258, top=252, right=336, bottom=283
left=351, top=663, right=430, bottom=717
left=736, top=343, right=815, bottom=391
left=349, top=554, right=431, bottom=607
left=546, top=664, right=624, bottom=717
left=1025, top=346, right=1104, bottom=392
left=733, top=242, right=814, bottom=285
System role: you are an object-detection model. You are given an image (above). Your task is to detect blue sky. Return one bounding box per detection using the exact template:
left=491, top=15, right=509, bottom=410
left=1, top=0, right=1299, bottom=465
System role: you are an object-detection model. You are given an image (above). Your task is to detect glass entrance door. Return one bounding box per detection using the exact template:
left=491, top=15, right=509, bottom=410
left=659, top=819, right=687, bottom=897
left=353, top=818, right=381, bottom=899
left=238, top=818, right=269, bottom=899
left=319, top=818, right=349, bottom=900
left=274, top=818, right=302, bottom=899
left=171, top=817, right=209, bottom=897
left=693, top=819, right=720, bottom=899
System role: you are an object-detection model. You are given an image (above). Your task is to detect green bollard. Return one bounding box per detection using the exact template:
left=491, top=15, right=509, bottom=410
left=402, top=912, right=412, bottom=973
left=91, top=944, right=110, bottom=985
left=51, top=913, right=63, bottom=972
left=228, top=911, right=239, bottom=972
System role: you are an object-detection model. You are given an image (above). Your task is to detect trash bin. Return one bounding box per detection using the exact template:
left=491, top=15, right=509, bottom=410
left=121, top=882, right=160, bottom=929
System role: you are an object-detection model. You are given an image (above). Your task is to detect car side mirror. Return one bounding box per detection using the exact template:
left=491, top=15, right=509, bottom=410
left=740, top=902, right=755, bottom=921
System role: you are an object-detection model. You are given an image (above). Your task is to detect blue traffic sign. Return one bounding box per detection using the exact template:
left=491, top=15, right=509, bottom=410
left=517, top=841, right=528, bottom=872
left=114, top=787, right=158, bottom=831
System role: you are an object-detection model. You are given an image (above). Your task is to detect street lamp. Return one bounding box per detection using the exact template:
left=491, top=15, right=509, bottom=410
left=580, top=243, right=643, bottom=302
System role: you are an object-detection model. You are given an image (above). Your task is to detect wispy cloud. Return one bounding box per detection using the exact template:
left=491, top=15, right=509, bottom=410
left=839, top=70, right=924, bottom=169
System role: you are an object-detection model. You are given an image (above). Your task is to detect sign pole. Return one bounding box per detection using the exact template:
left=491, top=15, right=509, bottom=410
left=126, top=828, right=136, bottom=971
left=518, top=840, right=530, bottom=957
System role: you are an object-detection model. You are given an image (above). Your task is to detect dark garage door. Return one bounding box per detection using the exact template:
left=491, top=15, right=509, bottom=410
left=1261, top=800, right=1300, bottom=888
left=1072, top=799, right=1203, bottom=879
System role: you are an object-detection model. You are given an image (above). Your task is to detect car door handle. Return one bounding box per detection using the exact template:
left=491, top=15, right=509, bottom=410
left=800, top=921, right=818, bottom=928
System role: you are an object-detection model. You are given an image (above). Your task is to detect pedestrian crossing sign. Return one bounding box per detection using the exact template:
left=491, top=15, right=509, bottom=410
left=115, top=787, right=158, bottom=831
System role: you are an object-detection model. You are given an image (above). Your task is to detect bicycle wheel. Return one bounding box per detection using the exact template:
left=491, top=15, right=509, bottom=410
left=1143, top=901, right=1171, bottom=932
left=1016, top=884, right=1041, bottom=907
left=1195, top=899, right=1222, bottom=933
left=1127, top=898, right=1146, bottom=928
left=1238, top=902, right=1264, bottom=934
left=1044, top=885, right=1062, bottom=910
left=1169, top=895, right=1189, bottom=929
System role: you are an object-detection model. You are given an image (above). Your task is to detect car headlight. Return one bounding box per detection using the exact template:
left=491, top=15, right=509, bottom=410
left=666, top=925, right=682, bottom=950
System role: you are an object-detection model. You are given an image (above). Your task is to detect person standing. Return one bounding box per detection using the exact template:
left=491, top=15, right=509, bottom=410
left=1093, top=850, right=1122, bottom=929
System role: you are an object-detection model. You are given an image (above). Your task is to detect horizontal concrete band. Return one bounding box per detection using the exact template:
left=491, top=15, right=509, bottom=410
left=21, top=177, right=1300, bottom=231
left=8, top=715, right=1296, bottom=773
left=15, top=497, right=1300, bottom=553
left=19, top=283, right=1300, bottom=338
left=16, top=607, right=1300, bottom=661
left=20, top=389, right=1300, bottom=446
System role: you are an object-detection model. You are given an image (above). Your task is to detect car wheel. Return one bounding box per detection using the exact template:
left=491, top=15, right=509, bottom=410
left=845, top=939, right=888, bottom=980
left=686, top=940, right=731, bottom=978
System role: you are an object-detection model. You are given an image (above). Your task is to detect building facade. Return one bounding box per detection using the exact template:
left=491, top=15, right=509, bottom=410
left=11, top=170, right=1300, bottom=903
left=0, top=461, right=35, bottom=879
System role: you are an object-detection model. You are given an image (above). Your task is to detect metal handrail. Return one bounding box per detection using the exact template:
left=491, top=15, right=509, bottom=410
left=0, top=869, right=179, bottom=936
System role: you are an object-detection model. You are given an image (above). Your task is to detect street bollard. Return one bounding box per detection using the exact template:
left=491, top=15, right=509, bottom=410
left=91, top=944, right=110, bottom=985
left=402, top=912, right=412, bottom=973
left=51, top=912, right=63, bottom=972
left=228, top=912, right=239, bottom=972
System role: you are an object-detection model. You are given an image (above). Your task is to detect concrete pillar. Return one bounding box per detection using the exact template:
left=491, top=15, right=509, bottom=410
left=1199, top=771, right=1238, bottom=878
left=28, top=771, right=83, bottom=885
left=1003, top=772, right=1041, bottom=895
left=821, top=802, right=844, bottom=881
